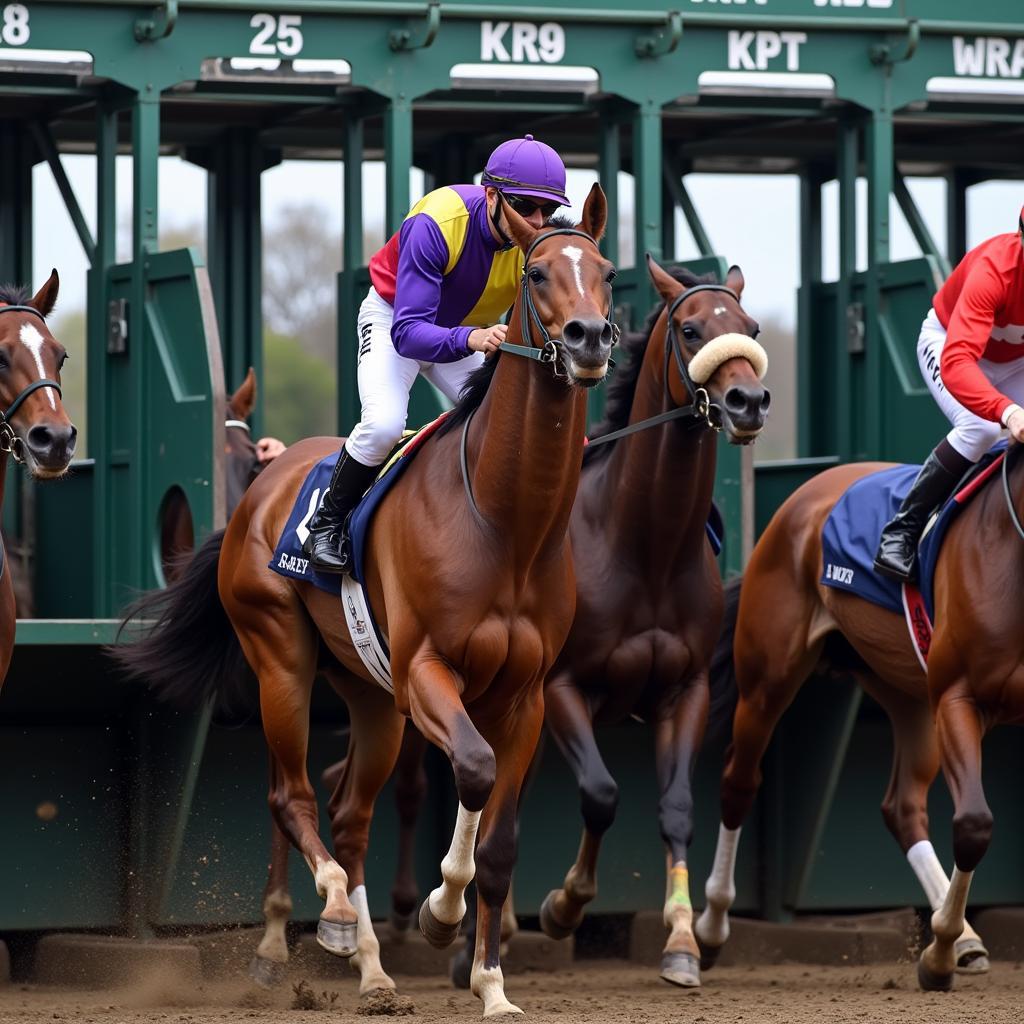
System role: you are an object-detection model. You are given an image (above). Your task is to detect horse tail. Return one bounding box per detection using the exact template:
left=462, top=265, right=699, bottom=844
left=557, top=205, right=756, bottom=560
left=707, top=574, right=742, bottom=744
left=111, top=529, right=255, bottom=716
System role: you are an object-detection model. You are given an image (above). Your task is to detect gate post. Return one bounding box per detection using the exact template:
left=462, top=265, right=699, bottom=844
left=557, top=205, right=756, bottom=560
left=339, top=112, right=366, bottom=436
left=864, top=107, right=893, bottom=461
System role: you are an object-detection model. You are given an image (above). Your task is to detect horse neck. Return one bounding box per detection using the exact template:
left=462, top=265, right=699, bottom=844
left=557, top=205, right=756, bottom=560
left=596, top=320, right=717, bottom=566
left=469, top=308, right=589, bottom=565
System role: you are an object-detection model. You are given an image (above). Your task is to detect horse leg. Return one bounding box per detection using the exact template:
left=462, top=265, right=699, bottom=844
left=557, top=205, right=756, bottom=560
left=249, top=757, right=294, bottom=987
left=654, top=673, right=710, bottom=989
left=470, top=691, right=545, bottom=1018
left=918, top=687, right=991, bottom=992
left=696, top=618, right=819, bottom=966
left=405, top=655, right=496, bottom=948
left=239, top=612, right=358, bottom=957
left=537, top=674, right=616, bottom=940
left=324, top=675, right=406, bottom=996
left=864, top=678, right=989, bottom=974
left=390, top=721, right=430, bottom=935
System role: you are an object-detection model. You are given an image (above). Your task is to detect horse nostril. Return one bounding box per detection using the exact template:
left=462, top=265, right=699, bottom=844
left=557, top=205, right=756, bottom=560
left=600, top=321, right=613, bottom=345
left=760, top=389, right=772, bottom=412
left=27, top=425, right=53, bottom=451
left=563, top=319, right=586, bottom=345
left=724, top=388, right=749, bottom=415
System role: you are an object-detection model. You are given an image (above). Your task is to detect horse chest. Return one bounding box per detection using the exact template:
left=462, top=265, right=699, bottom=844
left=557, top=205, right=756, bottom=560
left=458, top=617, right=549, bottom=699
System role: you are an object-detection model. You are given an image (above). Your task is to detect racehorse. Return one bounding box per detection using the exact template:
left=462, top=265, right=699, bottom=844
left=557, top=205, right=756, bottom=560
left=528, top=256, right=768, bottom=990
left=160, top=367, right=263, bottom=580
left=246, top=256, right=771, bottom=993
left=0, top=272, right=77, bottom=688
left=115, top=185, right=615, bottom=1017
left=695, top=455, right=1018, bottom=991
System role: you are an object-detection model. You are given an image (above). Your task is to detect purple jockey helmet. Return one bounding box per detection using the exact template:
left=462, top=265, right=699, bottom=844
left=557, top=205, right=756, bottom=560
left=482, top=135, right=570, bottom=207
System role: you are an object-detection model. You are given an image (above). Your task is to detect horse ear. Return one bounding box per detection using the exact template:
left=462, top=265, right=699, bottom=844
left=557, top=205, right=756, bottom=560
left=30, top=269, right=59, bottom=318
left=229, top=366, right=257, bottom=419
left=645, top=253, right=683, bottom=305
left=576, top=182, right=606, bottom=243
left=725, top=264, right=745, bottom=299
left=500, top=194, right=540, bottom=255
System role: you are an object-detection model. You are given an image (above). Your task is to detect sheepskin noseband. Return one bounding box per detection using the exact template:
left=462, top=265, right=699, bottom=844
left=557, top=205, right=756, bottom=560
left=686, top=333, right=768, bottom=385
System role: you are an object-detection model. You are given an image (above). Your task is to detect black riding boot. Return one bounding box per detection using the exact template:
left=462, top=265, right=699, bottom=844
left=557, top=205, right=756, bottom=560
left=873, top=440, right=971, bottom=583
left=303, top=450, right=381, bottom=574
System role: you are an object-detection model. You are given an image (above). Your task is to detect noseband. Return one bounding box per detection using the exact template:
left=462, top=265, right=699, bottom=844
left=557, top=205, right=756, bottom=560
left=0, top=305, right=64, bottom=464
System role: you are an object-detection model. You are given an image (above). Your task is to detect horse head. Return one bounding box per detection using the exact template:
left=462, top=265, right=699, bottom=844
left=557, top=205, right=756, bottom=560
left=646, top=255, right=770, bottom=444
left=225, top=366, right=261, bottom=516
left=0, top=270, right=77, bottom=477
left=502, top=183, right=617, bottom=388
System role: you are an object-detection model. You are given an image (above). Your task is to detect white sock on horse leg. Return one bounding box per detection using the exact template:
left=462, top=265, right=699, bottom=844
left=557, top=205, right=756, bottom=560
left=907, top=839, right=949, bottom=912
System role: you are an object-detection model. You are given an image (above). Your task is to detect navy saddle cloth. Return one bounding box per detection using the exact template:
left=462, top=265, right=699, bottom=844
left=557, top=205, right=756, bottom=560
left=820, top=442, right=1008, bottom=621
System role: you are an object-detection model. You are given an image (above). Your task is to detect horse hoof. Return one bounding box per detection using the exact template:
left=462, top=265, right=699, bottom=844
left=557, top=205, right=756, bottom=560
left=248, top=955, right=286, bottom=988
left=317, top=917, right=358, bottom=958
left=449, top=946, right=472, bottom=990
left=955, top=938, right=990, bottom=974
left=660, top=951, right=701, bottom=988
left=917, top=957, right=954, bottom=992
left=390, top=908, right=416, bottom=936
left=419, top=898, right=460, bottom=949
left=539, top=890, right=580, bottom=941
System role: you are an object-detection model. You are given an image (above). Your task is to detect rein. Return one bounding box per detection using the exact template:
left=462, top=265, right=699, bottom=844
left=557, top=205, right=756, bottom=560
left=1001, top=443, right=1024, bottom=543
left=459, top=225, right=612, bottom=523
left=588, top=284, right=738, bottom=450
left=0, top=305, right=64, bottom=464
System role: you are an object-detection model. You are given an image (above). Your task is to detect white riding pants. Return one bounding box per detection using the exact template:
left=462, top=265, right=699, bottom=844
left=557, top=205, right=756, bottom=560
left=345, top=287, right=484, bottom=466
left=916, top=308, right=1024, bottom=463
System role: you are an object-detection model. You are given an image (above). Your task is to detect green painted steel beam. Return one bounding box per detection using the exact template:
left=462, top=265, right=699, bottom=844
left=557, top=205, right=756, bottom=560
left=835, top=117, right=856, bottom=465
left=339, top=113, right=365, bottom=435
left=14, top=619, right=122, bottom=644
left=662, top=154, right=713, bottom=259
left=893, top=168, right=950, bottom=279
left=29, top=121, right=97, bottom=266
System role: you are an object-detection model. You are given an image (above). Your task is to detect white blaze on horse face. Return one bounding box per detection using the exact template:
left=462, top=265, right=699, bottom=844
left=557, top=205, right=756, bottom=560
left=714, top=306, right=727, bottom=316
left=19, top=322, right=57, bottom=410
left=562, top=245, right=585, bottom=297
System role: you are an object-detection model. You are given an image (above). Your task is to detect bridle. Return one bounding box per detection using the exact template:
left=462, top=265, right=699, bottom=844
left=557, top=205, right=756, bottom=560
left=460, top=225, right=616, bottom=522
left=0, top=305, right=63, bottom=464
left=586, top=283, right=740, bottom=449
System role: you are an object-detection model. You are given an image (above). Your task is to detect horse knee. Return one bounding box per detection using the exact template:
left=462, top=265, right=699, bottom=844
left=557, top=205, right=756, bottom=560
left=452, top=740, right=496, bottom=813
left=880, top=796, right=927, bottom=850
left=580, top=773, right=618, bottom=835
left=953, top=808, right=993, bottom=872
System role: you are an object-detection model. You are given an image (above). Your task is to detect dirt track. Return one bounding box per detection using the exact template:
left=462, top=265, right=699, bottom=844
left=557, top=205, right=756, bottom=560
left=1, top=960, right=1022, bottom=1024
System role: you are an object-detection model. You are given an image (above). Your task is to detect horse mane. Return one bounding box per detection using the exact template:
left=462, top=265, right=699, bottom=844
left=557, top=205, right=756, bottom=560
left=583, top=265, right=717, bottom=465
left=0, top=284, right=31, bottom=307
left=437, top=212, right=582, bottom=439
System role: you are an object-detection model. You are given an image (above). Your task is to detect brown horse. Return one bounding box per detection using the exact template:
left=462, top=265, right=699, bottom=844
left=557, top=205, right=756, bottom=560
left=248, top=258, right=771, bottom=992
left=533, top=256, right=768, bottom=990
left=0, top=272, right=77, bottom=687
left=694, top=453, right=1023, bottom=990
left=116, top=185, right=615, bottom=1016
left=160, top=367, right=263, bottom=581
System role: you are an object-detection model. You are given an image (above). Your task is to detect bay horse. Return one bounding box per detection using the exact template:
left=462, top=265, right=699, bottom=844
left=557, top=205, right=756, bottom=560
left=531, top=256, right=768, bottom=990
left=0, top=272, right=78, bottom=689
left=246, top=257, right=771, bottom=993
left=695, top=454, right=1022, bottom=990
left=160, top=367, right=263, bottom=581
left=115, top=185, right=615, bottom=1017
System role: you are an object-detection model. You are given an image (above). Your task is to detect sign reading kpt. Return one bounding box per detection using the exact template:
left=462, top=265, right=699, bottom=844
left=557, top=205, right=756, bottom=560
left=728, top=30, right=807, bottom=72
left=480, top=21, right=565, bottom=63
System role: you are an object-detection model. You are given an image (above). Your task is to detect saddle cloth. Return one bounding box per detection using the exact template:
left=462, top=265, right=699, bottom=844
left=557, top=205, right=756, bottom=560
left=820, top=442, right=1008, bottom=666
left=269, top=413, right=451, bottom=691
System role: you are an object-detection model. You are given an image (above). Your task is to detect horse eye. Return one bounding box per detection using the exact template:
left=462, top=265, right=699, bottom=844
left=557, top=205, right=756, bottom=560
left=606, top=269, right=617, bottom=284
left=528, top=268, right=546, bottom=285
left=57, top=352, right=68, bottom=370
left=682, top=325, right=698, bottom=341
left=751, top=325, right=761, bottom=340
left=0, top=353, right=9, bottom=372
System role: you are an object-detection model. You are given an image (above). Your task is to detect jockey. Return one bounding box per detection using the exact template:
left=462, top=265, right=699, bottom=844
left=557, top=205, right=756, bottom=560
left=304, top=135, right=571, bottom=572
left=874, top=205, right=1024, bottom=582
